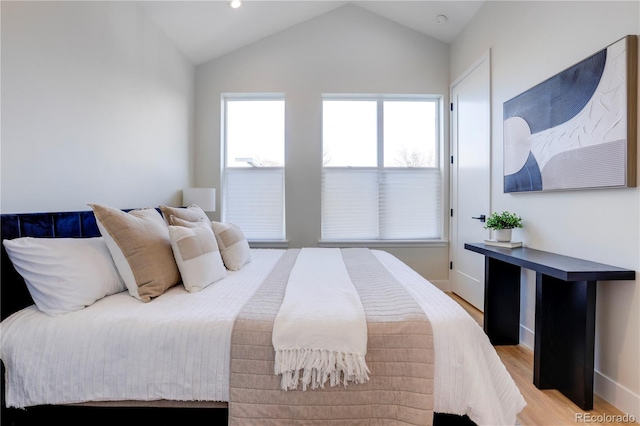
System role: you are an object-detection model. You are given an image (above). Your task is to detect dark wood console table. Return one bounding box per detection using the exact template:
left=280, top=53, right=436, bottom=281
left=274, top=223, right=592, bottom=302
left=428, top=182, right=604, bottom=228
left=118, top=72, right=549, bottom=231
left=464, top=243, right=635, bottom=410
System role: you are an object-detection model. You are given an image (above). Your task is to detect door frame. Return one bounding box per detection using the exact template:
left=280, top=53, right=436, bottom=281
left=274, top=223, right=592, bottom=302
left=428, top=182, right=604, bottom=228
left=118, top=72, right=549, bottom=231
left=449, top=50, right=492, bottom=306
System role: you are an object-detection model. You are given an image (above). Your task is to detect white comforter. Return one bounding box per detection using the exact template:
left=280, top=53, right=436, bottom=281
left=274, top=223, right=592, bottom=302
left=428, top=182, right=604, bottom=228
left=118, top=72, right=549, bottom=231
left=0, top=249, right=525, bottom=425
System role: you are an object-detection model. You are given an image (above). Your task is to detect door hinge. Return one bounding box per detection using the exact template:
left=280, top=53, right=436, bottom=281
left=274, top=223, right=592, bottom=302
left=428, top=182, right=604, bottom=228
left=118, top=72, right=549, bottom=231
left=451, top=156, right=454, bottom=164
left=450, top=103, right=454, bottom=111
left=450, top=208, right=453, bottom=217
left=449, top=261, right=453, bottom=270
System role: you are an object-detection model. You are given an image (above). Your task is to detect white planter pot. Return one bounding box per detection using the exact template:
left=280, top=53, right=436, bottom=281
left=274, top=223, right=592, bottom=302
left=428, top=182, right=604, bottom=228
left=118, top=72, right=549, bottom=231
left=494, top=228, right=512, bottom=242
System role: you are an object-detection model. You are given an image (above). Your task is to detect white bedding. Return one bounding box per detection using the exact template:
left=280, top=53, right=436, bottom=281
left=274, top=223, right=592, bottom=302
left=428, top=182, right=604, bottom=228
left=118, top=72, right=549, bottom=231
left=0, top=249, right=525, bottom=425
left=372, top=250, right=526, bottom=425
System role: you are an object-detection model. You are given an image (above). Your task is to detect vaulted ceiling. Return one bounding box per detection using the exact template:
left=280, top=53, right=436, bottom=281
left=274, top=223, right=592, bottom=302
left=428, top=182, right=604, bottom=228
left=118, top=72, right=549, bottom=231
left=138, top=1, right=484, bottom=65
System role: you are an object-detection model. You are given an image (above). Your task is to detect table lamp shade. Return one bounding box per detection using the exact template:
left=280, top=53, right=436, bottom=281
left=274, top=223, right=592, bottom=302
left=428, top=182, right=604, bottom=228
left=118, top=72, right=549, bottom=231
left=182, top=188, right=216, bottom=212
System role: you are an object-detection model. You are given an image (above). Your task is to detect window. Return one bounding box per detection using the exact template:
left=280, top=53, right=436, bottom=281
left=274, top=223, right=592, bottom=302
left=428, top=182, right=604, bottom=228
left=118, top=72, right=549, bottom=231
left=321, top=96, right=442, bottom=241
left=222, top=95, right=285, bottom=241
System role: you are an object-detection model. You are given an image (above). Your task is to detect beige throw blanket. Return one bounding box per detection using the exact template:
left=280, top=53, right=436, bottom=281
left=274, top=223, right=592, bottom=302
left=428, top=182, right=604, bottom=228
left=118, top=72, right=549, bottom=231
left=229, top=248, right=435, bottom=425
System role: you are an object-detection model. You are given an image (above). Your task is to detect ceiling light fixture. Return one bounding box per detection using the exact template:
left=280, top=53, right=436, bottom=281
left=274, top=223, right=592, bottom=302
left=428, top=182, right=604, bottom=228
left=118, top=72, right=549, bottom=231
left=436, top=14, right=448, bottom=24
left=228, top=0, right=242, bottom=9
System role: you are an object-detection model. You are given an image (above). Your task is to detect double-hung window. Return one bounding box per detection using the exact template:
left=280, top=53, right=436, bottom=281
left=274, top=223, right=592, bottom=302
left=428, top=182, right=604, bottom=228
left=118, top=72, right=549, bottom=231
left=321, top=95, right=442, bottom=241
left=222, top=95, right=285, bottom=241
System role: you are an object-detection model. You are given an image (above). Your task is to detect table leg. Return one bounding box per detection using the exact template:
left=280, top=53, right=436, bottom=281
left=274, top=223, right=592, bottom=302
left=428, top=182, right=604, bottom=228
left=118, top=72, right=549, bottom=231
left=483, top=257, right=521, bottom=345
left=534, top=273, right=596, bottom=410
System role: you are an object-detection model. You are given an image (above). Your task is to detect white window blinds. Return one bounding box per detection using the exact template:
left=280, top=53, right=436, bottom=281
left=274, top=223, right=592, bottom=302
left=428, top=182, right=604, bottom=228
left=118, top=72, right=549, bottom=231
left=223, top=168, right=285, bottom=240
left=321, top=168, right=441, bottom=240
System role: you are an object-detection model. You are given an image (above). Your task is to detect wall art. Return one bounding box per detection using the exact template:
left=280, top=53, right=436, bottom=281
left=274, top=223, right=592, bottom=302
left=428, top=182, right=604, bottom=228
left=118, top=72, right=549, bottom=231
left=503, top=35, right=637, bottom=193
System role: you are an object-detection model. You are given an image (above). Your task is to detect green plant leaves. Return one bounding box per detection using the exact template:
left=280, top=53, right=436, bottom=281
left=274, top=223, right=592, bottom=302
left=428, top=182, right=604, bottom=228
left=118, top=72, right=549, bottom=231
left=484, top=211, right=523, bottom=230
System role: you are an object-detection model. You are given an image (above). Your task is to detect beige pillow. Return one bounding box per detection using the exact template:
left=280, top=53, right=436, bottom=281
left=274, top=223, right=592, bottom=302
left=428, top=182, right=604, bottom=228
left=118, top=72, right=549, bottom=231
left=170, top=216, right=206, bottom=228
left=210, top=222, right=251, bottom=271
left=168, top=221, right=226, bottom=293
left=89, top=204, right=181, bottom=302
left=159, top=204, right=208, bottom=224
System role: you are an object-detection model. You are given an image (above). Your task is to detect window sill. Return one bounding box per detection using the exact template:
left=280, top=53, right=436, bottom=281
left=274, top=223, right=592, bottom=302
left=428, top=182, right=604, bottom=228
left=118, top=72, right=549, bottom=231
left=318, top=239, right=448, bottom=248
left=249, top=240, right=289, bottom=249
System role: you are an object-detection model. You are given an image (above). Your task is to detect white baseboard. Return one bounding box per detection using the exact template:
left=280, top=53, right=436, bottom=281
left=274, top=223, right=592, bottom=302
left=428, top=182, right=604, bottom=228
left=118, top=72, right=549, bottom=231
left=430, top=279, right=450, bottom=292
left=594, top=371, right=640, bottom=419
left=519, top=324, right=534, bottom=351
left=518, top=325, right=639, bottom=418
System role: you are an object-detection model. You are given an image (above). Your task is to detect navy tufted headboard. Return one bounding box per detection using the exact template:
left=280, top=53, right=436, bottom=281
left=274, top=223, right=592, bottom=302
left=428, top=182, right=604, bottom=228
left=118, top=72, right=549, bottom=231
left=0, top=208, right=151, bottom=320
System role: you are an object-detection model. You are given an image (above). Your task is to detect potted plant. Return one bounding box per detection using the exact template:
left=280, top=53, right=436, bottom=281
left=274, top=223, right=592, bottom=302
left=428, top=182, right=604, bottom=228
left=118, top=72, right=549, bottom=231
left=484, top=211, right=523, bottom=242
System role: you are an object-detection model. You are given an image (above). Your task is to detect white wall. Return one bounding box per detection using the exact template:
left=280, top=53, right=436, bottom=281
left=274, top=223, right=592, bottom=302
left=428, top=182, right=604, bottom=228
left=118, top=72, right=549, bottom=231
left=195, top=4, right=451, bottom=282
left=451, top=1, right=640, bottom=416
left=1, top=1, right=195, bottom=213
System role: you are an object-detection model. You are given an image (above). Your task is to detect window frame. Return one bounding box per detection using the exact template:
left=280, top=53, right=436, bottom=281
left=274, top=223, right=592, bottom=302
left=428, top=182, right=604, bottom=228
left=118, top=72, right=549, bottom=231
left=319, top=94, right=446, bottom=247
left=221, top=93, right=287, bottom=246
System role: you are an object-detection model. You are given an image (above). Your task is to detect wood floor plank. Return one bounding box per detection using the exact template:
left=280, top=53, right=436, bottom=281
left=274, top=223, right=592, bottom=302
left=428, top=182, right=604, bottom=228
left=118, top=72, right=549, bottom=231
left=446, top=292, right=638, bottom=426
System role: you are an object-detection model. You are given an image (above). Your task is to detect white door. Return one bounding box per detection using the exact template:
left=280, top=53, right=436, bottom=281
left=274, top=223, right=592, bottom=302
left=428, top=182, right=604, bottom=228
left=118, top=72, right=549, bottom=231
left=450, top=51, right=491, bottom=311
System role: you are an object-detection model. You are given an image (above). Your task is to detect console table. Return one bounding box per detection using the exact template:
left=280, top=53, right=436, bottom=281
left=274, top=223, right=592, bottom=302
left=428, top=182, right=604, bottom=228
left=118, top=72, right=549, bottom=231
left=464, top=243, right=635, bottom=410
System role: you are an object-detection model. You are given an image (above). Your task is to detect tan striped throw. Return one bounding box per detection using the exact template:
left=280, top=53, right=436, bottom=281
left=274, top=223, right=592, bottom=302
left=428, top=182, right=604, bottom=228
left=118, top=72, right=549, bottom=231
left=229, top=248, right=434, bottom=425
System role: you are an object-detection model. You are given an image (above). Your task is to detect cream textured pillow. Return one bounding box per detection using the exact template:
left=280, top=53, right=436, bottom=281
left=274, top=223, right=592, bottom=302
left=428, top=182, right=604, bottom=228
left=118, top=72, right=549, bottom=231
left=168, top=221, right=226, bottom=293
left=160, top=204, right=208, bottom=224
left=210, top=222, right=251, bottom=271
left=2, top=237, right=126, bottom=316
left=89, top=204, right=181, bottom=302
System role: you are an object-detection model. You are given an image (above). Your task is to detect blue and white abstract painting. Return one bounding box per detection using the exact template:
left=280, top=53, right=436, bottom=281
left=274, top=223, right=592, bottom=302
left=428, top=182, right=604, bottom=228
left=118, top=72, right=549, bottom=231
left=503, top=36, right=634, bottom=193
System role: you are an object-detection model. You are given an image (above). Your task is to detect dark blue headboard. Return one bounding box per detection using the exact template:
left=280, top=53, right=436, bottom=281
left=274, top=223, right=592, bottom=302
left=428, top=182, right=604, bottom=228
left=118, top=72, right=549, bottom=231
left=0, top=209, right=149, bottom=320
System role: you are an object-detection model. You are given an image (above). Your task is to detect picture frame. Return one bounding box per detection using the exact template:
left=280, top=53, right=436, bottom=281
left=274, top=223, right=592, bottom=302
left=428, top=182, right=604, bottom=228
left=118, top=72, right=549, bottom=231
left=503, top=35, right=637, bottom=193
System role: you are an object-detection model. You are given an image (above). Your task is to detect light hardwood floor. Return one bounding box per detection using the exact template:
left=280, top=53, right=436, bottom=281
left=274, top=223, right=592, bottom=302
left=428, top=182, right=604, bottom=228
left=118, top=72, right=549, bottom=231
left=446, top=292, right=639, bottom=426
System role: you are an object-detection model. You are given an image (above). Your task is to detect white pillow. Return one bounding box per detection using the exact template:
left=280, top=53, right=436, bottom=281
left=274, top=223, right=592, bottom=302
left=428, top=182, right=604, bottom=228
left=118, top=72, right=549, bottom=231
left=2, top=237, right=126, bottom=316
left=168, top=222, right=226, bottom=292
left=210, top=222, right=251, bottom=271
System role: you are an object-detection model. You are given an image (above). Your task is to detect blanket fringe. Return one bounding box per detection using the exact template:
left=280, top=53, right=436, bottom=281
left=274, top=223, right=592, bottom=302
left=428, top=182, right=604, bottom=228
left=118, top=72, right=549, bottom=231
left=274, top=349, right=370, bottom=391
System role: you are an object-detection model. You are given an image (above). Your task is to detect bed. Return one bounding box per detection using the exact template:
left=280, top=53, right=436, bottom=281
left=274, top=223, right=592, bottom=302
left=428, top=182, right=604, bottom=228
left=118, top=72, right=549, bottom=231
left=0, top=207, right=526, bottom=425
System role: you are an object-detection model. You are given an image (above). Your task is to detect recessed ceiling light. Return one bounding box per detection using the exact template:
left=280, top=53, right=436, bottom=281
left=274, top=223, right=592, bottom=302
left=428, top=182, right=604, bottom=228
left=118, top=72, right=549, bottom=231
left=228, top=0, right=241, bottom=9
left=436, top=14, right=448, bottom=24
